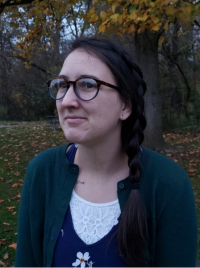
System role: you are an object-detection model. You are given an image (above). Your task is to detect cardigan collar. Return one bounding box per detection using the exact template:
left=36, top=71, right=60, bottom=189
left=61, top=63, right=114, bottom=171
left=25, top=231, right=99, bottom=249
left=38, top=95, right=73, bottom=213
left=63, top=143, right=132, bottom=212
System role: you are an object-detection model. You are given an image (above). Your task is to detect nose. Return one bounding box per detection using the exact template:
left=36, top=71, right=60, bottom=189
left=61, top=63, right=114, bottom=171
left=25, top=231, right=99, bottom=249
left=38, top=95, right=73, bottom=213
left=61, top=83, right=79, bottom=108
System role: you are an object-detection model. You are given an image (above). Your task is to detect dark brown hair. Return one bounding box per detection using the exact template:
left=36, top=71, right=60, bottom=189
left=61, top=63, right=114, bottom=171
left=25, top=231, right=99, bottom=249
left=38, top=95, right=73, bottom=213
left=70, top=37, right=148, bottom=266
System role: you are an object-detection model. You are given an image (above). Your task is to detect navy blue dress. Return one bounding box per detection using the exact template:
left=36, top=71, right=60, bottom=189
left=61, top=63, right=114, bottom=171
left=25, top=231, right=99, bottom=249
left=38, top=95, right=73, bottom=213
left=52, top=144, right=128, bottom=267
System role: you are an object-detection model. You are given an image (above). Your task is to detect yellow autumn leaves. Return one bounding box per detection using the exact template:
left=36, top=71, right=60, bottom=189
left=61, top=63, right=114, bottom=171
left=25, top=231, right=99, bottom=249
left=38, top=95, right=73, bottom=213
left=87, top=0, right=200, bottom=35
left=2, top=0, right=199, bottom=63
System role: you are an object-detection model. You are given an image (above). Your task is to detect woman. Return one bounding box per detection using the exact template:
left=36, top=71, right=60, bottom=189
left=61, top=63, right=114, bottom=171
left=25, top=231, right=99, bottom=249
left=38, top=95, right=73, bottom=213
left=15, top=37, right=197, bottom=267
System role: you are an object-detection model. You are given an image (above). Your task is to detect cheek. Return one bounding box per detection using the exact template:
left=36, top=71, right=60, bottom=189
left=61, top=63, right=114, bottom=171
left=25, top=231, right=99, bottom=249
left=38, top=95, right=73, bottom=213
left=56, top=101, right=63, bottom=115
left=102, top=94, right=122, bottom=116
left=94, top=97, right=121, bottom=127
left=56, top=101, right=59, bottom=111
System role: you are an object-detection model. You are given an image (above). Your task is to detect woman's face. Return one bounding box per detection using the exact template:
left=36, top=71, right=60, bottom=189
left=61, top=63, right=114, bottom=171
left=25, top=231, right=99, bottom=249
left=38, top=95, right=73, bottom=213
left=57, top=49, right=131, bottom=145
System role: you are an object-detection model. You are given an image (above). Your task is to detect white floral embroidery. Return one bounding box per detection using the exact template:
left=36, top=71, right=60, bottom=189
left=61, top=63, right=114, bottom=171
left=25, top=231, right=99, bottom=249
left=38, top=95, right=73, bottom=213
left=72, top=252, right=92, bottom=267
left=70, top=190, right=120, bottom=244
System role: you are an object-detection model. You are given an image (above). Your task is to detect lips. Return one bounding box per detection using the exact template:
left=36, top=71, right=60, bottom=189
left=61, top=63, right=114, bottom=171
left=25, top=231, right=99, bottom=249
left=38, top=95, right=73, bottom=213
left=65, top=116, right=86, bottom=124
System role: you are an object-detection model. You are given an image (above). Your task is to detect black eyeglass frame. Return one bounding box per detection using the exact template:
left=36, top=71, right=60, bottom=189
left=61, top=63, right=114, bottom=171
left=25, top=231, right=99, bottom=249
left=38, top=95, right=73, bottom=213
left=46, top=77, right=119, bottom=101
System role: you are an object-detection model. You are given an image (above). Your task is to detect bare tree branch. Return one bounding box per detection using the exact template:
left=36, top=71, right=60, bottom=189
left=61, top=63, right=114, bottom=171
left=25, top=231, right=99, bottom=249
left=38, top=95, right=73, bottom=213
left=182, top=0, right=200, bottom=4
left=80, top=0, right=92, bottom=37
left=162, top=44, right=192, bottom=101
left=70, top=6, right=79, bottom=38
left=0, top=52, right=9, bottom=69
left=194, top=20, right=200, bottom=28
left=0, top=0, right=35, bottom=14
left=6, top=53, right=50, bottom=74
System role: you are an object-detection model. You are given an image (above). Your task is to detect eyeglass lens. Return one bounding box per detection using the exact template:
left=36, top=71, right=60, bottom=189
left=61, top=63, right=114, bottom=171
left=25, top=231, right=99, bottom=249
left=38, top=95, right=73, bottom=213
left=49, top=78, right=98, bottom=101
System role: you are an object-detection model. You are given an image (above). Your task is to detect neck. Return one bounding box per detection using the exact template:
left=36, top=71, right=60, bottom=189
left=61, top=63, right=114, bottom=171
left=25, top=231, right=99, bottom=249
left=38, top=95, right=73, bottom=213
left=74, top=138, right=129, bottom=183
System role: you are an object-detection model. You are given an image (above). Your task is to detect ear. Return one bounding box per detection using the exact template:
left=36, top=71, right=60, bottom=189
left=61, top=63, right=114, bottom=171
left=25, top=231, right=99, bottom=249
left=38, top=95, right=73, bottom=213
left=120, top=100, right=132, bottom=121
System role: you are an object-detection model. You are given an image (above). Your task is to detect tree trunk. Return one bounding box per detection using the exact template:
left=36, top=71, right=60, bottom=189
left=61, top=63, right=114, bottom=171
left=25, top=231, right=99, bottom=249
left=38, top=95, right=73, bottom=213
left=135, top=30, right=165, bottom=149
left=52, top=26, right=61, bottom=67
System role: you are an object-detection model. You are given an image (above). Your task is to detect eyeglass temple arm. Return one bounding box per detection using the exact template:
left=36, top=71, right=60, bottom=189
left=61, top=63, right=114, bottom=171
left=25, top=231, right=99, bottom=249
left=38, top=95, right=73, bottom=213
left=99, top=80, right=119, bottom=90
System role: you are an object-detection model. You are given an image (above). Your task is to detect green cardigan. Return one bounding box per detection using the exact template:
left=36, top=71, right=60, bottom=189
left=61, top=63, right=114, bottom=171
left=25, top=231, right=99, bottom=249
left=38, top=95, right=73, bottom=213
left=15, top=145, right=197, bottom=267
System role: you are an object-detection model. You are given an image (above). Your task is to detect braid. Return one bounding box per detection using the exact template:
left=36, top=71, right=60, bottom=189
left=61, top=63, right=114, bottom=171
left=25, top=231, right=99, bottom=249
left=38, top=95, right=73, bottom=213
left=71, top=37, right=148, bottom=267
left=118, top=72, right=148, bottom=266
left=116, top=49, right=148, bottom=266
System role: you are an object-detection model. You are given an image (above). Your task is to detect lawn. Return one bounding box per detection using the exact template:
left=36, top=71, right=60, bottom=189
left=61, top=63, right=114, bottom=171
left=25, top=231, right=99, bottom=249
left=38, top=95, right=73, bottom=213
left=0, top=121, right=200, bottom=266
left=0, top=121, right=67, bottom=266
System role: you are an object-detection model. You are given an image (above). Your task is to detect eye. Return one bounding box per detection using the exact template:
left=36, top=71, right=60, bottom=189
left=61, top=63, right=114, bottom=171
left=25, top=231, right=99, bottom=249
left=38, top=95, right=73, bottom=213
left=51, top=79, right=68, bottom=91
left=77, top=78, right=97, bottom=91
left=59, top=81, right=68, bottom=89
left=85, top=82, right=94, bottom=88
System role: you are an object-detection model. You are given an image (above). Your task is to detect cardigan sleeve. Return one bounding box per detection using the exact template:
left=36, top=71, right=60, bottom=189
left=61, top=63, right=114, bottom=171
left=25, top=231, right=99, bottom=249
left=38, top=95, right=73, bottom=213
left=15, top=164, right=38, bottom=267
left=153, top=173, right=198, bottom=267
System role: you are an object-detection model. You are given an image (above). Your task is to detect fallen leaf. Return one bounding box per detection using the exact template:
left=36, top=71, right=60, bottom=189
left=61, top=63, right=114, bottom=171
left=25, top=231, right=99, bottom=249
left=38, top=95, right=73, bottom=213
left=0, top=239, right=7, bottom=245
left=12, top=211, right=17, bottom=215
left=2, top=222, right=10, bottom=226
left=3, top=253, right=8, bottom=260
left=8, top=243, right=17, bottom=250
left=166, top=154, right=172, bottom=157
left=189, top=168, right=197, bottom=172
left=0, top=260, right=6, bottom=266
left=14, top=172, right=20, bottom=176
left=0, top=177, right=4, bottom=181
left=195, top=199, right=200, bottom=203
left=12, top=183, right=23, bottom=188
left=6, top=206, right=15, bottom=211
left=0, top=145, right=8, bottom=150
left=12, top=194, right=21, bottom=201
left=31, top=143, right=37, bottom=147
left=6, top=180, right=12, bottom=184
left=0, top=199, right=4, bottom=204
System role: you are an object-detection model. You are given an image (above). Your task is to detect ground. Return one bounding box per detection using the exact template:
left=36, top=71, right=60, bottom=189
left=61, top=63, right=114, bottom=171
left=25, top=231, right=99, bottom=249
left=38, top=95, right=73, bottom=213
left=0, top=121, right=199, bottom=266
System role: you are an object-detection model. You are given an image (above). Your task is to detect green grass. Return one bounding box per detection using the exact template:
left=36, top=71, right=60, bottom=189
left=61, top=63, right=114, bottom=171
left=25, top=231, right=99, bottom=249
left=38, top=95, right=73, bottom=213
left=0, top=122, right=200, bottom=265
left=0, top=121, right=67, bottom=266
left=0, top=121, right=21, bottom=126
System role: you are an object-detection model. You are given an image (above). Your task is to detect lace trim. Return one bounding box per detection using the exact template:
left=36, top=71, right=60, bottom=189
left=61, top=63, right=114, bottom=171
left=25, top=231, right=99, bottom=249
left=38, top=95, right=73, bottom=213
left=70, top=190, right=121, bottom=245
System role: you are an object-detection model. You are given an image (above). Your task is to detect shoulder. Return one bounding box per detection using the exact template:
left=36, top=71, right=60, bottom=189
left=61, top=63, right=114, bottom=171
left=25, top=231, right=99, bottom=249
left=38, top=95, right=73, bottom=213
left=141, top=146, right=188, bottom=181
left=24, top=144, right=72, bottom=188
left=27, top=144, right=70, bottom=170
left=140, top=147, right=191, bottom=197
left=23, top=144, right=74, bottom=200
left=140, top=147, right=196, bottom=223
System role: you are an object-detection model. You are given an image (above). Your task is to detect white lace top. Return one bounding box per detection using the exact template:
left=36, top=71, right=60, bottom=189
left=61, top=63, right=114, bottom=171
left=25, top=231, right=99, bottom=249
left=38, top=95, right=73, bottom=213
left=70, top=190, right=121, bottom=245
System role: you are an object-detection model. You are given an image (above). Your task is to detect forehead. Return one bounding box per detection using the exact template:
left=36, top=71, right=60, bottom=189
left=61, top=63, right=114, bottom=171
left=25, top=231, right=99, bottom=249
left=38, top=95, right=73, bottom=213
left=59, top=49, right=114, bottom=81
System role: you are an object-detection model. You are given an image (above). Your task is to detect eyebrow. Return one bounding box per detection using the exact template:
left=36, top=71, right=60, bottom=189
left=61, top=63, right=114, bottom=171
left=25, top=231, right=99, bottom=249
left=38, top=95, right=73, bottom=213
left=58, top=74, right=100, bottom=81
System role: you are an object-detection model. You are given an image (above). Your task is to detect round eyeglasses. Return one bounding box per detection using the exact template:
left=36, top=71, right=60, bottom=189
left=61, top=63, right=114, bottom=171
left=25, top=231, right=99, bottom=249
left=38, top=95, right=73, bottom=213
left=46, top=77, right=119, bottom=101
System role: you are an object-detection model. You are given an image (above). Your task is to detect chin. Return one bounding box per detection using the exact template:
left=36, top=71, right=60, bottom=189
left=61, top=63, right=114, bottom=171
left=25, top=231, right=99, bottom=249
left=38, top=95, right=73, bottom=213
left=61, top=123, right=90, bottom=145
left=63, top=130, right=84, bottom=144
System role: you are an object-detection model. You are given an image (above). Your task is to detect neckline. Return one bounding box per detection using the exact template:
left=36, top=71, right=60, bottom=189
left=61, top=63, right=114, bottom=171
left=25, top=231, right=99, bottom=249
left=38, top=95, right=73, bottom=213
left=72, top=190, right=119, bottom=206
left=68, top=206, right=120, bottom=248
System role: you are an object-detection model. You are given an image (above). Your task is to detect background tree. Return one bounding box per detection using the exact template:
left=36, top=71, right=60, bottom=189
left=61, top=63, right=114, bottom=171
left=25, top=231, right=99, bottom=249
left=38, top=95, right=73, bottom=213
left=0, top=0, right=34, bottom=14
left=0, top=0, right=199, bottom=149
left=160, top=23, right=200, bottom=131
left=0, top=0, right=96, bottom=120
left=86, top=0, right=200, bottom=148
